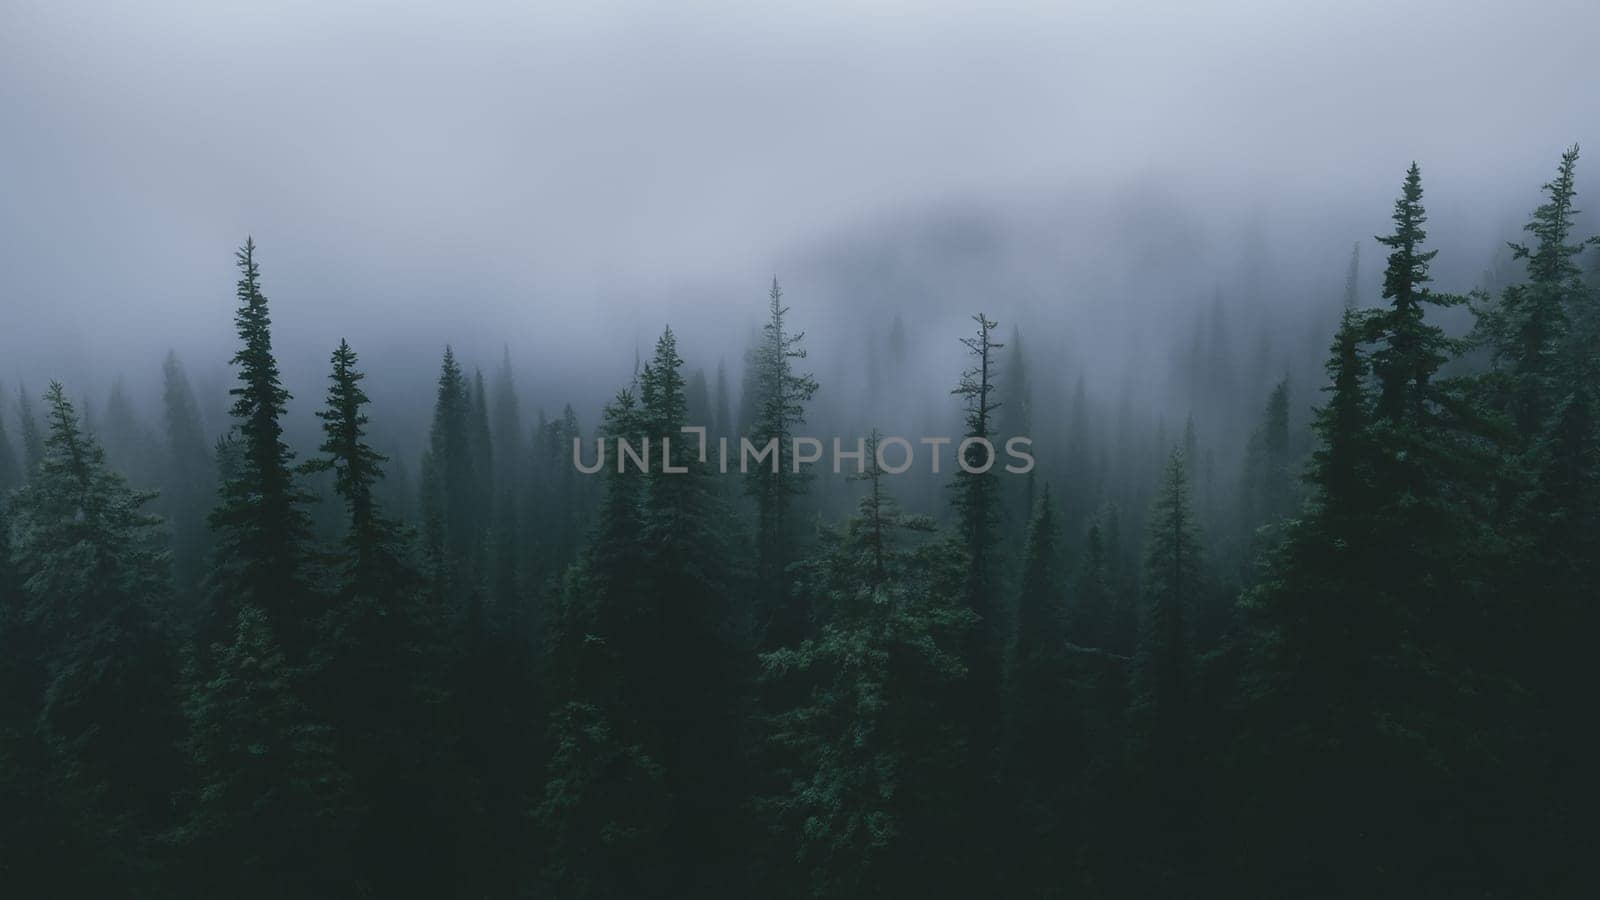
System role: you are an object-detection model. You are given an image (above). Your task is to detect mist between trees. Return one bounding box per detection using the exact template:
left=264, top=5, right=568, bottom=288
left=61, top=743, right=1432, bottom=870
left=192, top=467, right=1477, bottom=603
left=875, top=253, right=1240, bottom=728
left=1, top=149, right=1597, bottom=898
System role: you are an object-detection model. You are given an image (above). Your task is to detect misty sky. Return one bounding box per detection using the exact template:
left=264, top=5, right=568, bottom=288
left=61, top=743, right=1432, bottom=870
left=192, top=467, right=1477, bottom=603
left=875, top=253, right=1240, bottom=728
left=3, top=0, right=1597, bottom=421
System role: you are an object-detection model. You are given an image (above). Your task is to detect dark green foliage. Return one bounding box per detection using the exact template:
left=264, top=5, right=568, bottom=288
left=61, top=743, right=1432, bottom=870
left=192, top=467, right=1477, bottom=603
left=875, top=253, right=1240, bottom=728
left=745, top=277, right=819, bottom=606
left=420, top=345, right=477, bottom=598
left=540, top=326, right=744, bottom=897
left=177, top=605, right=346, bottom=898
left=159, top=351, right=214, bottom=607
left=0, top=386, right=19, bottom=496
left=208, top=238, right=315, bottom=638
left=301, top=338, right=457, bottom=896
left=760, top=433, right=974, bottom=898
left=3, top=152, right=1597, bottom=899
left=0, top=384, right=183, bottom=895
left=1133, top=449, right=1199, bottom=758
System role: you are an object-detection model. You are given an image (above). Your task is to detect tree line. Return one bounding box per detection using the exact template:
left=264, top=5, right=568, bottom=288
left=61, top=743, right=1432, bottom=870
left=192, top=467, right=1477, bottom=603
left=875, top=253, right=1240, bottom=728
left=0, top=150, right=1595, bottom=897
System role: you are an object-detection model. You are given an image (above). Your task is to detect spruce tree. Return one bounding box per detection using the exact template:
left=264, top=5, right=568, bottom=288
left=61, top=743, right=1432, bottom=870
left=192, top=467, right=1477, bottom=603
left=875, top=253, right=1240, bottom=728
left=745, top=277, right=819, bottom=609
left=1133, top=448, right=1199, bottom=759
left=302, top=338, right=455, bottom=895
left=1001, top=487, right=1074, bottom=889
left=2, top=384, right=183, bottom=893
left=160, top=350, right=214, bottom=608
left=952, top=312, right=1005, bottom=615
left=421, top=346, right=475, bottom=598
left=15, top=384, right=44, bottom=475
left=1342, top=240, right=1361, bottom=310
left=0, top=389, right=19, bottom=497
left=208, top=238, right=314, bottom=640
left=1476, top=145, right=1588, bottom=432
left=490, top=348, right=524, bottom=611
left=178, top=604, right=345, bottom=898
left=760, top=432, right=974, bottom=898
left=1367, top=163, right=1462, bottom=426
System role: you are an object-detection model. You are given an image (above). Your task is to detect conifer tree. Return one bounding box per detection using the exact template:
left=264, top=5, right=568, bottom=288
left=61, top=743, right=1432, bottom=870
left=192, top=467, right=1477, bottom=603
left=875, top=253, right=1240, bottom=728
left=0, top=391, right=19, bottom=497
left=952, top=312, right=1005, bottom=614
left=15, top=384, right=44, bottom=475
left=1133, top=448, right=1199, bottom=757
left=1367, top=163, right=1462, bottom=426
left=760, top=432, right=974, bottom=898
left=421, top=346, right=475, bottom=597
left=745, top=278, right=819, bottom=606
left=1001, top=487, right=1074, bottom=885
left=304, top=340, right=409, bottom=594
left=712, top=358, right=733, bottom=443
left=208, top=238, right=314, bottom=639
left=1070, top=519, right=1113, bottom=648
left=2, top=384, right=183, bottom=893
left=99, top=377, right=158, bottom=488
left=490, top=350, right=524, bottom=611
left=302, top=339, right=454, bottom=895
left=160, top=350, right=214, bottom=607
left=178, top=604, right=345, bottom=898
left=1476, top=145, right=1588, bottom=432
left=1342, top=240, right=1361, bottom=310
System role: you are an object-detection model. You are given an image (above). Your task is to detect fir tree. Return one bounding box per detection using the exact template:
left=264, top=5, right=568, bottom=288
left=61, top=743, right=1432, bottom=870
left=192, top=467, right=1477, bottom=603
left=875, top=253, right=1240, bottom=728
left=1133, top=448, right=1200, bottom=757
left=421, top=346, right=475, bottom=597
left=1342, top=240, right=1361, bottom=310
left=745, top=278, right=819, bottom=607
left=15, top=383, right=44, bottom=475
left=1001, top=487, right=1075, bottom=889
left=0, top=388, right=19, bottom=497
left=2, top=384, right=184, bottom=893
left=178, top=605, right=346, bottom=898
left=952, top=312, right=1005, bottom=614
left=760, top=432, right=974, bottom=898
left=208, top=238, right=314, bottom=639
left=302, top=338, right=455, bottom=895
left=1367, top=163, right=1462, bottom=426
left=160, top=350, right=214, bottom=607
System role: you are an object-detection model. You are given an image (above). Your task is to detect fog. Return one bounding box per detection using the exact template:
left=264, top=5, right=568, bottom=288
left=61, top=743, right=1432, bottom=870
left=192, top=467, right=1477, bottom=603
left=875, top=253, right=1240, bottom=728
left=3, top=0, right=1596, bottom=460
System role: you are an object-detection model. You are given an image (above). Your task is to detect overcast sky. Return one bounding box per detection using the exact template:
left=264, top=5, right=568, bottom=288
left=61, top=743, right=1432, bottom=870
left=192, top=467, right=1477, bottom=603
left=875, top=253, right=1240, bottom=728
left=3, top=0, right=1597, bottom=413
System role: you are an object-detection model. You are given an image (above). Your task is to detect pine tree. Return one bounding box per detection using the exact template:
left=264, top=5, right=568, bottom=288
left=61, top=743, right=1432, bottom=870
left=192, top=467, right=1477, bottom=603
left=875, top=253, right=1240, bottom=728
left=99, top=377, right=158, bottom=488
left=1238, top=377, right=1295, bottom=559
left=490, top=349, right=524, bottom=612
left=160, top=350, right=214, bottom=608
left=1342, top=240, right=1361, bottom=310
left=1001, top=487, right=1075, bottom=889
left=1474, top=147, right=1585, bottom=431
left=952, top=312, right=1005, bottom=615
left=0, top=387, right=19, bottom=497
left=208, top=238, right=314, bottom=641
left=2, top=384, right=183, bottom=893
left=760, top=432, right=974, bottom=898
left=1126, top=448, right=1204, bottom=892
left=301, top=338, right=455, bottom=895
left=303, top=340, right=409, bottom=595
left=712, top=358, right=733, bottom=444
left=745, top=277, right=819, bottom=607
left=542, top=328, right=743, bottom=896
left=1070, top=519, right=1113, bottom=648
left=1367, top=163, right=1462, bottom=426
left=178, top=605, right=346, bottom=898
left=15, top=384, right=44, bottom=475
left=1133, top=449, right=1200, bottom=759
left=421, top=346, right=475, bottom=597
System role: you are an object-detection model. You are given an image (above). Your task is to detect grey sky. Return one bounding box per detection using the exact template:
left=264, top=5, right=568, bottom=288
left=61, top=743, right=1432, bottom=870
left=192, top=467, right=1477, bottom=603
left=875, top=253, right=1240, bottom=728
left=2, top=0, right=1596, bottom=419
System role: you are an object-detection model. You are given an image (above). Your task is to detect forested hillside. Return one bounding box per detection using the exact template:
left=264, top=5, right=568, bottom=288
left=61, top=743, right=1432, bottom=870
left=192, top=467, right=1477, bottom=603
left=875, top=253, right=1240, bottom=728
left=1, top=152, right=1596, bottom=898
